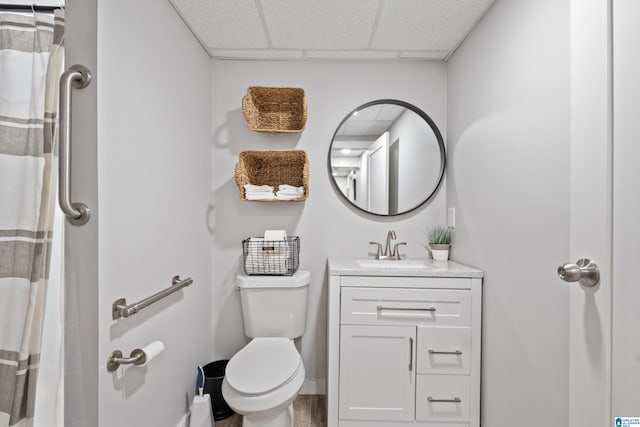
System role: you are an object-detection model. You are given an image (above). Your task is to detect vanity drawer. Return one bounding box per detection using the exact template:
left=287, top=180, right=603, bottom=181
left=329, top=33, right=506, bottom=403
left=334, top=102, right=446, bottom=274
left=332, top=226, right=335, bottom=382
left=340, top=287, right=471, bottom=327
left=417, top=327, right=472, bottom=375
left=340, top=275, right=473, bottom=289
left=415, top=375, right=470, bottom=423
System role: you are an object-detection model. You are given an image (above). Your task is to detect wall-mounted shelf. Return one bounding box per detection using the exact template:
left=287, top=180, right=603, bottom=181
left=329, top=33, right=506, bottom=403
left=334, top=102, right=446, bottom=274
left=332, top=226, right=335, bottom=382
left=242, top=86, right=307, bottom=133
left=235, top=150, right=309, bottom=202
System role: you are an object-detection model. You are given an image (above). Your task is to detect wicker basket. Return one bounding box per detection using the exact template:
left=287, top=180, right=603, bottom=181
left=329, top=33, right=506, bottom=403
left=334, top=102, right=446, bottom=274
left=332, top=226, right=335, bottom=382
left=235, top=150, right=309, bottom=202
left=242, top=87, right=307, bottom=133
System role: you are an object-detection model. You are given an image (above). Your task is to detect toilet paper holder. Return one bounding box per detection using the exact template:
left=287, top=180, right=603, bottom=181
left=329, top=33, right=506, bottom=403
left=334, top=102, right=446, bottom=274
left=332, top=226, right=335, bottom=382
left=106, top=341, right=164, bottom=372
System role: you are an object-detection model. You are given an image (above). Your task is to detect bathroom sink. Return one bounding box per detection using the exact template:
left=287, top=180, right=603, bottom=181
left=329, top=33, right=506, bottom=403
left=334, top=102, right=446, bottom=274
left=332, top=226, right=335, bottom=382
left=357, top=259, right=432, bottom=270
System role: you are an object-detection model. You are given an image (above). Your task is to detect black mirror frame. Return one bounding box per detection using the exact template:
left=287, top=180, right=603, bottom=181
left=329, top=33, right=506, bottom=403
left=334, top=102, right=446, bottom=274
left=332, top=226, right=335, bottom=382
left=327, top=99, right=446, bottom=217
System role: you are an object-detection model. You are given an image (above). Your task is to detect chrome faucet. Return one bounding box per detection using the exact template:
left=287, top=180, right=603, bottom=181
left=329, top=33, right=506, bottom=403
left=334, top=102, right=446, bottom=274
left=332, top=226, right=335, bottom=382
left=369, top=230, right=406, bottom=260
left=384, top=230, right=396, bottom=257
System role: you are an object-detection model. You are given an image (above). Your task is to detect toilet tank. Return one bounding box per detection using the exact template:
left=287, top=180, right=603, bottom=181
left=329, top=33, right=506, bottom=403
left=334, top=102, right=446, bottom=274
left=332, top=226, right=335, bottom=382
left=236, top=270, right=310, bottom=339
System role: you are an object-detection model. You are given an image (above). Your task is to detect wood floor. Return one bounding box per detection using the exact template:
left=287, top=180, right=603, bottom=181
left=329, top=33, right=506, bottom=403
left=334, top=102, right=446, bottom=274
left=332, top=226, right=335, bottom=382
left=215, top=395, right=326, bottom=427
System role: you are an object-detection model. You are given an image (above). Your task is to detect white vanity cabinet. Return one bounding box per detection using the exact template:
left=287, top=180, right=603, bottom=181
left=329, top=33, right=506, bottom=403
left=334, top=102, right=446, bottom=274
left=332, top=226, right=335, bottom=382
left=327, top=258, right=483, bottom=427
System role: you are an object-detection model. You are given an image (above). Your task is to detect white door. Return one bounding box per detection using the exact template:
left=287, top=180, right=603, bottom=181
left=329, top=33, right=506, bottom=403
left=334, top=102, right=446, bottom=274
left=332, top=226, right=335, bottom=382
left=367, top=132, right=389, bottom=214
left=338, top=325, right=415, bottom=421
left=568, top=1, right=613, bottom=426
left=612, top=0, right=640, bottom=418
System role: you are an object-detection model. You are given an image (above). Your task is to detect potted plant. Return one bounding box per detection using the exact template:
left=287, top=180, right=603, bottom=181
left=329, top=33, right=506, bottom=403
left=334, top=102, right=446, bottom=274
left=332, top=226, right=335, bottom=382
left=427, top=224, right=451, bottom=261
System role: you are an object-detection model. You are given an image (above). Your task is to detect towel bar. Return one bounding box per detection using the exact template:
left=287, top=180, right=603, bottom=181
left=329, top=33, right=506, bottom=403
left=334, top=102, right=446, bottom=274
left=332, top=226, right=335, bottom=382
left=112, top=276, right=193, bottom=319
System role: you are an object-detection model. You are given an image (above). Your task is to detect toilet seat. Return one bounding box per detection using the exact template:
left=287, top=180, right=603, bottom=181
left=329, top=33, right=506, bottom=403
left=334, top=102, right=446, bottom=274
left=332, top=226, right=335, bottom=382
left=221, top=359, right=305, bottom=417
left=225, top=337, right=301, bottom=396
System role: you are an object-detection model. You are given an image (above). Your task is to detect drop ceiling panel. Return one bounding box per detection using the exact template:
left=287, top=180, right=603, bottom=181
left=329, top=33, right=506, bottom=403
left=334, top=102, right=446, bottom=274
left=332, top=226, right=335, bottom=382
left=371, top=0, right=495, bottom=51
left=171, top=0, right=268, bottom=49
left=260, top=0, right=380, bottom=49
left=169, top=0, right=496, bottom=60
left=353, top=105, right=384, bottom=121
left=376, top=105, right=405, bottom=121
left=342, top=121, right=392, bottom=137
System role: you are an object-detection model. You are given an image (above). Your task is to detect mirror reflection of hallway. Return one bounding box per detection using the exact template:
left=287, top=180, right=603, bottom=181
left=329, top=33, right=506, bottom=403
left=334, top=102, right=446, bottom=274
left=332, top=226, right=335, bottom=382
left=329, top=100, right=445, bottom=216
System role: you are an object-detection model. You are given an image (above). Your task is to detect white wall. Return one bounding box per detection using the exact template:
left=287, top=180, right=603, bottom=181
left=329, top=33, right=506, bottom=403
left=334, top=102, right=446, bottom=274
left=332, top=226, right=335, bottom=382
left=210, top=60, right=447, bottom=389
left=446, top=0, right=570, bottom=426
left=96, top=0, right=212, bottom=425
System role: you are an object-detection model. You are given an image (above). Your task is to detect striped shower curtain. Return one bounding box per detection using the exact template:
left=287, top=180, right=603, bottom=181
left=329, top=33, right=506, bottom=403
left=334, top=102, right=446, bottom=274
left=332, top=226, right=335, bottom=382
left=0, top=10, right=64, bottom=427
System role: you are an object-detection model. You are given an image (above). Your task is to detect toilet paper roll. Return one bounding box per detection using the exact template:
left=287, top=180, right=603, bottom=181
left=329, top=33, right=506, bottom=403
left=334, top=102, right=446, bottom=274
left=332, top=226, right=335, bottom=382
left=190, top=394, right=214, bottom=427
left=264, top=229, right=287, bottom=241
left=140, top=341, right=164, bottom=366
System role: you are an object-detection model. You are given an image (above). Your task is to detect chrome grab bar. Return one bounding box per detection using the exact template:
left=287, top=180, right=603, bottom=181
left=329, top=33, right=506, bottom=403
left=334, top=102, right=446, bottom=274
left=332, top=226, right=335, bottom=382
left=59, top=64, right=92, bottom=225
left=428, top=349, right=463, bottom=355
left=112, top=276, right=193, bottom=319
left=427, top=397, right=461, bottom=403
left=377, top=305, right=436, bottom=312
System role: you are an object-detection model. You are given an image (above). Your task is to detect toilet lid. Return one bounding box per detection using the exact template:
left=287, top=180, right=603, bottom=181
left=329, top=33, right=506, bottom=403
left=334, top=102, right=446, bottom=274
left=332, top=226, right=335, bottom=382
left=225, top=337, right=301, bottom=395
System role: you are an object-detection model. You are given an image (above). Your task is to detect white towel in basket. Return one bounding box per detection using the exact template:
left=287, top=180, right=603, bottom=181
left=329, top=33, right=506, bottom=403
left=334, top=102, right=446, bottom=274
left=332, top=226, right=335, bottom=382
left=275, top=184, right=304, bottom=200
left=244, top=237, right=290, bottom=274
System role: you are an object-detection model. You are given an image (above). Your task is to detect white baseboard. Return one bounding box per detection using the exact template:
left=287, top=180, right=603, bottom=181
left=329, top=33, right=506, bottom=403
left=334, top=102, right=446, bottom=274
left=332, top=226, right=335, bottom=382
left=300, top=377, right=326, bottom=395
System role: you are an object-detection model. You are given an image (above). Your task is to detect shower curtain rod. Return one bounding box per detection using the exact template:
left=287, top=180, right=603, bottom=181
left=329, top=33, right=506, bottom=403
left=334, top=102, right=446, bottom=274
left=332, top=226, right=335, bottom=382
left=0, top=4, right=61, bottom=12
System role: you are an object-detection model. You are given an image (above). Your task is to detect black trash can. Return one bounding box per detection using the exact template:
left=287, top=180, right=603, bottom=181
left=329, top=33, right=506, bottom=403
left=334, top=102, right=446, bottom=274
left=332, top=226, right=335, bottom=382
left=202, top=360, right=234, bottom=420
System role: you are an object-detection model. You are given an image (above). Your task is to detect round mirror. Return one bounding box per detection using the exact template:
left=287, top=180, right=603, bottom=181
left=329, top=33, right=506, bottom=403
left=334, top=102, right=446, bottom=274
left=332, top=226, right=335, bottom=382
left=328, top=100, right=446, bottom=216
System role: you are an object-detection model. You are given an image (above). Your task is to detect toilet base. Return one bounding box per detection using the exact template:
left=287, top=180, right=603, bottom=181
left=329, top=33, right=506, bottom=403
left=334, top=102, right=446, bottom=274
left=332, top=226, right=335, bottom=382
left=242, top=403, right=294, bottom=427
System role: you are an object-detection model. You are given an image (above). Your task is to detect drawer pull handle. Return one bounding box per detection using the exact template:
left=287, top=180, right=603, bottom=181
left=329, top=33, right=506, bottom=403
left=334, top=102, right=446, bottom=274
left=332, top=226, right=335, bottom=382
left=428, top=349, right=463, bottom=355
left=377, top=305, right=436, bottom=312
left=427, top=396, right=461, bottom=403
left=409, top=337, right=414, bottom=371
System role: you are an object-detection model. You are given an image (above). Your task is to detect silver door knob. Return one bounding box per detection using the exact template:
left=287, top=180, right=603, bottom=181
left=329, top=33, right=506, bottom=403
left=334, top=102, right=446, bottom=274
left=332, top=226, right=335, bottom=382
left=557, top=258, right=599, bottom=287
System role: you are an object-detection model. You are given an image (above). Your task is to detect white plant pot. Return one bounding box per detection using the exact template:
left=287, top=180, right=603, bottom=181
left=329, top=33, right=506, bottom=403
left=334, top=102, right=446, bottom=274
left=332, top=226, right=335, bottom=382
left=430, top=244, right=450, bottom=261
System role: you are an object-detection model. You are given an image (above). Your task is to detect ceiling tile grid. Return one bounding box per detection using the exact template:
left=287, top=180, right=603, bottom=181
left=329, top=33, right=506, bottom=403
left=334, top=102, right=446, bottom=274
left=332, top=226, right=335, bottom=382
left=169, top=0, right=495, bottom=60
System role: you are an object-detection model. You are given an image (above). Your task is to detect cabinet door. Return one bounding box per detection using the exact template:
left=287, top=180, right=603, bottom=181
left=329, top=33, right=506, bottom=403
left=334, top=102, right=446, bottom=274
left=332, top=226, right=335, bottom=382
left=338, top=325, right=415, bottom=421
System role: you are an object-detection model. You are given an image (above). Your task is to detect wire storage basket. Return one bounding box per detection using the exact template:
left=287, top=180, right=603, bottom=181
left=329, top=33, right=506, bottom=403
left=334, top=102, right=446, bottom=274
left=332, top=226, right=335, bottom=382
left=242, top=236, right=300, bottom=276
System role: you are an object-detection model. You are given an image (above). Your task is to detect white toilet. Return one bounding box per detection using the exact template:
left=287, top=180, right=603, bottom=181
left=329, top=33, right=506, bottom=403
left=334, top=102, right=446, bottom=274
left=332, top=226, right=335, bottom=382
left=221, top=270, right=310, bottom=427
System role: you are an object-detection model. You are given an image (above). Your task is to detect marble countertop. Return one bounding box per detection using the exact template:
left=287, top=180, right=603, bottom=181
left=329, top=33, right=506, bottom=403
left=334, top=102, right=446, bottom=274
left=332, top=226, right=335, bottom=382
left=327, top=257, right=483, bottom=278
